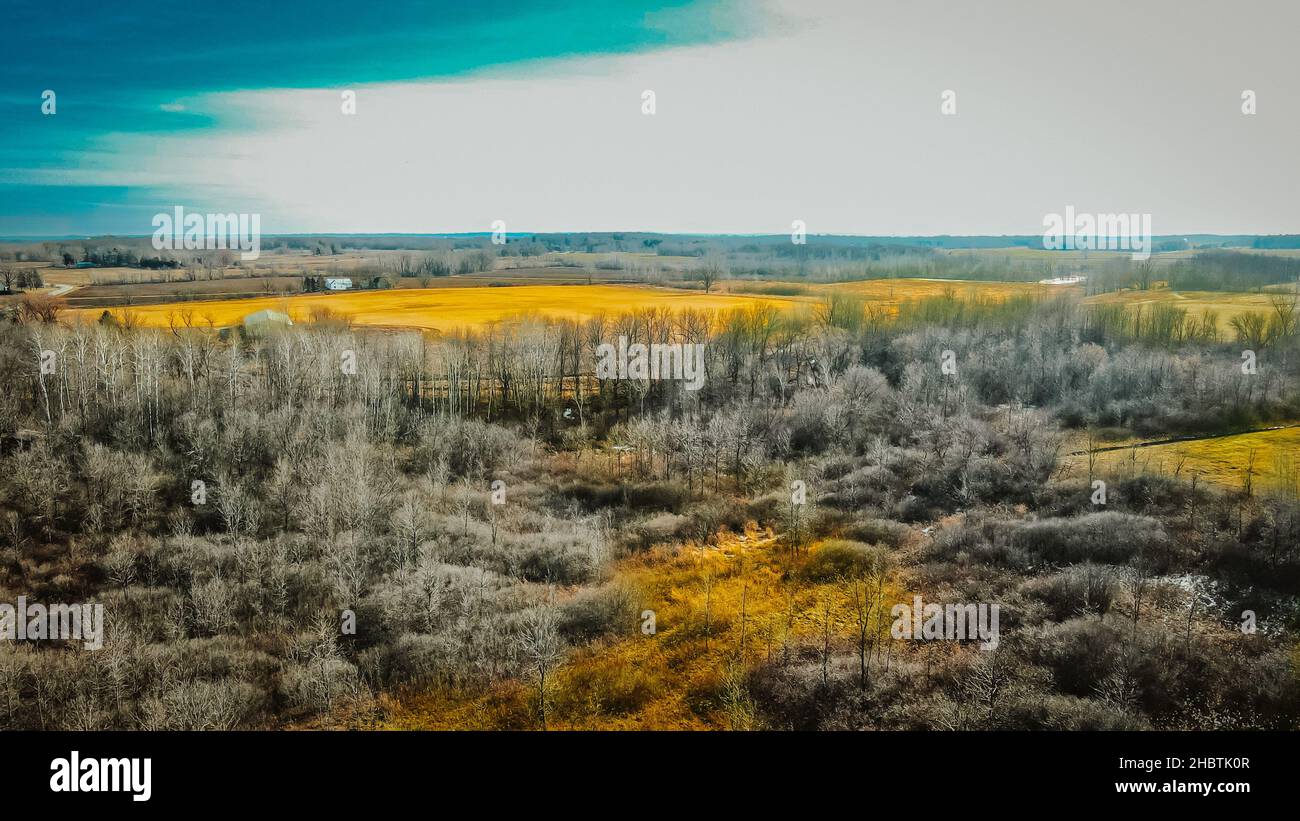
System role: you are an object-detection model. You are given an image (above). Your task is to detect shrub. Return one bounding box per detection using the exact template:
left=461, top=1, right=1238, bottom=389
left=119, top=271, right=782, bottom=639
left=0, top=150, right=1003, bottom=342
left=517, top=542, right=592, bottom=585
left=558, top=584, right=635, bottom=643
left=623, top=482, right=690, bottom=513
left=1012, top=512, right=1167, bottom=566
left=842, top=518, right=911, bottom=549
left=625, top=512, right=688, bottom=551
left=1021, top=563, right=1119, bottom=620
left=1020, top=618, right=1125, bottom=696
left=802, top=540, right=884, bottom=582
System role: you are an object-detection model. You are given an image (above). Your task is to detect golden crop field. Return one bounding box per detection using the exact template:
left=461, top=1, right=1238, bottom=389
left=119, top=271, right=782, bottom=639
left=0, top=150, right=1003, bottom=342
left=73, top=276, right=1080, bottom=334
left=722, top=277, right=1074, bottom=308
left=1063, top=426, right=1300, bottom=493
left=1082, top=287, right=1287, bottom=333
left=74, top=284, right=806, bottom=333
left=823, top=277, right=1069, bottom=303
left=68, top=273, right=1289, bottom=339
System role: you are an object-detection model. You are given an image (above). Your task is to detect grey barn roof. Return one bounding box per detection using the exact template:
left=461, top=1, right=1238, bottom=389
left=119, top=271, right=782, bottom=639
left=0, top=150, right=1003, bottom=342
left=242, top=309, right=293, bottom=327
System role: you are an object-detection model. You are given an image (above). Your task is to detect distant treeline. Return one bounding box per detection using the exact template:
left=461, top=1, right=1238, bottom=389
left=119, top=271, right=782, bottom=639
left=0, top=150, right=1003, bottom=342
left=2, top=232, right=1280, bottom=264
left=694, top=247, right=1056, bottom=284
left=1251, top=235, right=1300, bottom=249
left=4, top=235, right=1299, bottom=296
left=1086, top=250, right=1300, bottom=295
left=59, top=247, right=185, bottom=269
left=1167, top=250, right=1300, bottom=291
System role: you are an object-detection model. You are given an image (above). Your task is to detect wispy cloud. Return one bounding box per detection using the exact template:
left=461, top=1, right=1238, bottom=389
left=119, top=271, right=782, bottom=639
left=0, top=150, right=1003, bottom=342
left=4, top=0, right=1299, bottom=236
left=0, top=0, right=763, bottom=235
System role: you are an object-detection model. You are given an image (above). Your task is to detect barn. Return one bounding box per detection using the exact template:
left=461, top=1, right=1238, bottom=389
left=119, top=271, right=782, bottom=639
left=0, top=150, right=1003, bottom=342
left=242, top=309, right=293, bottom=335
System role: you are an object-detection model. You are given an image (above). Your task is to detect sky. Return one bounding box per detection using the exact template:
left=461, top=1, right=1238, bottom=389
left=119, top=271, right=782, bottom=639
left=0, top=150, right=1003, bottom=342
left=1, top=0, right=1297, bottom=237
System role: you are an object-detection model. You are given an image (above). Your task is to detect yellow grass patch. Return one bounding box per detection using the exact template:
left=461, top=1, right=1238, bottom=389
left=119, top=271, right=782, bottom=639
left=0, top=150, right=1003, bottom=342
left=76, top=275, right=1284, bottom=342
left=70, top=277, right=1084, bottom=334
left=821, top=277, right=1068, bottom=312
left=1083, top=288, right=1283, bottom=334
left=720, top=277, right=1071, bottom=316
left=826, top=277, right=1068, bottom=297
left=386, top=531, right=908, bottom=730
left=1062, top=426, right=1300, bottom=493
left=73, top=284, right=803, bottom=333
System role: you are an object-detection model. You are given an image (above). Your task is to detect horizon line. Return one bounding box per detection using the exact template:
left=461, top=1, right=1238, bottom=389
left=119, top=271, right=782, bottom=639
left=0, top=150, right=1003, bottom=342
left=4, top=231, right=1297, bottom=243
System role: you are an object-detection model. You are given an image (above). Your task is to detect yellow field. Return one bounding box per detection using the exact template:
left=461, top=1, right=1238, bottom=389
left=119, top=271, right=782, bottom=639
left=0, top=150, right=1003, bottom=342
left=1063, top=426, right=1300, bottom=493
left=824, top=277, right=1069, bottom=303
left=1083, top=287, right=1287, bottom=333
left=721, top=277, right=1075, bottom=313
left=74, top=284, right=804, bottom=333
left=68, top=273, right=1293, bottom=339
left=73, top=277, right=1053, bottom=333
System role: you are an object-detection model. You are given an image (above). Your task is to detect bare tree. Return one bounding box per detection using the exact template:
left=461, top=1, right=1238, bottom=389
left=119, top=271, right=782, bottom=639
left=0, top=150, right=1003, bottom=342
left=518, top=607, right=564, bottom=730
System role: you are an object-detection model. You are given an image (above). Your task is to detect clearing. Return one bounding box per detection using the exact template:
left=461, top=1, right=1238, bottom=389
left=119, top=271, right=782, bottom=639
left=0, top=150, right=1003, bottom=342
left=1061, top=425, right=1300, bottom=493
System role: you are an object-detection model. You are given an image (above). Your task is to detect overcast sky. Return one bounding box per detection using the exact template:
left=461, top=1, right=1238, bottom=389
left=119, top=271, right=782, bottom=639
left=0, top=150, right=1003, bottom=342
left=2, top=0, right=1297, bottom=237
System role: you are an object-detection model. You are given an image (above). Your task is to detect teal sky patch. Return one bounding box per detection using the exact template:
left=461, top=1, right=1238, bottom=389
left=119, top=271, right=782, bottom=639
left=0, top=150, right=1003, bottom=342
left=0, top=0, right=758, bottom=235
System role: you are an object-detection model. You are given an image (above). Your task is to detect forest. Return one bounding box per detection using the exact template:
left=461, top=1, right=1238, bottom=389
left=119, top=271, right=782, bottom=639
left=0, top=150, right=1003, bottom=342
left=0, top=286, right=1298, bottom=730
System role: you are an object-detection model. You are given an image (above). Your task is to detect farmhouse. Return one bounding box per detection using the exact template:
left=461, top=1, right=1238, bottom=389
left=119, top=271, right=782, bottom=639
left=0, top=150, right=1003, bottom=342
left=325, top=277, right=353, bottom=291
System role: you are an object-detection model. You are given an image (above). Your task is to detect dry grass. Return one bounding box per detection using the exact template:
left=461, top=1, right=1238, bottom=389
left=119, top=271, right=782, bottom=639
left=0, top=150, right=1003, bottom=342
left=73, top=283, right=805, bottom=332
left=1062, top=426, right=1300, bottom=493
left=385, top=530, right=907, bottom=730
left=66, top=276, right=1090, bottom=333
left=822, top=277, right=1066, bottom=305
left=1082, top=287, right=1287, bottom=333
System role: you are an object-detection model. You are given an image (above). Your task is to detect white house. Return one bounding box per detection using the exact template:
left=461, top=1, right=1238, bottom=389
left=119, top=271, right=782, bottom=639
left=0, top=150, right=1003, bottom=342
left=325, top=277, right=353, bottom=291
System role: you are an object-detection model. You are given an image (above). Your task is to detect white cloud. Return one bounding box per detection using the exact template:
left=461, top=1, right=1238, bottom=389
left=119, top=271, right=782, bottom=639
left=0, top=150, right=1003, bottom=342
left=34, top=0, right=1300, bottom=234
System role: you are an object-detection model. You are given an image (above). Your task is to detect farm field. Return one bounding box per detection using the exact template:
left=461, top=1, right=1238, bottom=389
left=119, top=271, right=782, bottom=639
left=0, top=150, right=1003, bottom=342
left=21, top=252, right=683, bottom=306
left=73, top=283, right=806, bottom=332
left=42, top=266, right=1298, bottom=340
left=1082, top=286, right=1292, bottom=332
left=1062, top=425, right=1300, bottom=493
left=69, top=276, right=1085, bottom=332
left=824, top=277, right=1072, bottom=303
left=720, top=276, right=1076, bottom=300
left=60, top=267, right=649, bottom=308
left=499, top=251, right=698, bottom=270
left=64, top=276, right=309, bottom=303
